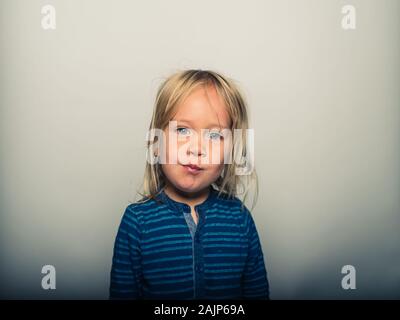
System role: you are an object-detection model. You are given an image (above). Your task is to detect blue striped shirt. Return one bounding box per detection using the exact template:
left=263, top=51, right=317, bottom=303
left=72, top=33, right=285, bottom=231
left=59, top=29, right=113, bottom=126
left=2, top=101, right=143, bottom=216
left=109, top=185, right=270, bottom=300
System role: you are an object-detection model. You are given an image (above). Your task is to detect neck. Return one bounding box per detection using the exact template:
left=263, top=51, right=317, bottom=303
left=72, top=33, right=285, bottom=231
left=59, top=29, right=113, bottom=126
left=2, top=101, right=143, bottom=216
left=163, top=183, right=211, bottom=208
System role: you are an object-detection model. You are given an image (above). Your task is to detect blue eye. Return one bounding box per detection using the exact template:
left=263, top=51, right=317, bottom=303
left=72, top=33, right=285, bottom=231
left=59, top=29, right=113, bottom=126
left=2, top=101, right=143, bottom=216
left=176, top=127, right=191, bottom=136
left=207, top=131, right=223, bottom=140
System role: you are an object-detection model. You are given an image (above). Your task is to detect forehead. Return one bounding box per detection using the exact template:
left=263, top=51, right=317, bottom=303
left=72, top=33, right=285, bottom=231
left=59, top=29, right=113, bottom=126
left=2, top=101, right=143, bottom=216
left=171, top=85, right=231, bottom=128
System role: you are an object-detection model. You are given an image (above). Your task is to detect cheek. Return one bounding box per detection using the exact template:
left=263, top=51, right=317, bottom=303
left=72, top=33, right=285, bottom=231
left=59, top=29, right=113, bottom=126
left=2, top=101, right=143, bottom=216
left=207, top=164, right=224, bottom=178
left=209, top=140, right=226, bottom=164
left=164, top=134, right=188, bottom=163
left=161, top=163, right=178, bottom=182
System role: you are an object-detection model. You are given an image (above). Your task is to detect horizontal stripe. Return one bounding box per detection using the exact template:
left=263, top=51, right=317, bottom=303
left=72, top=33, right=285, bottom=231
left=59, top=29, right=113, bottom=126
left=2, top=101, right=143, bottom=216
left=110, top=186, right=269, bottom=300
left=142, top=239, right=193, bottom=250
left=141, top=244, right=192, bottom=256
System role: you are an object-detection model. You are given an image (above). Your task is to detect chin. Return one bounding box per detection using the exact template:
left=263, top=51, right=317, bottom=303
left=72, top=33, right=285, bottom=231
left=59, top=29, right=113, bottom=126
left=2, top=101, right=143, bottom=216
left=172, top=180, right=206, bottom=194
left=175, top=184, right=201, bottom=194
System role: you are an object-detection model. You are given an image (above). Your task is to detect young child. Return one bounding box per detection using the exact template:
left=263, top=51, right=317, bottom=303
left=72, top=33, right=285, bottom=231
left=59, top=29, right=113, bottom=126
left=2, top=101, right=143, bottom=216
left=109, top=69, right=270, bottom=300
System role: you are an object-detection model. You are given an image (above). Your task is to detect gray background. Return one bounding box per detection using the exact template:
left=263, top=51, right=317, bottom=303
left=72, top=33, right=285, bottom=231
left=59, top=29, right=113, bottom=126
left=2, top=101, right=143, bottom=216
left=1, top=0, right=399, bottom=299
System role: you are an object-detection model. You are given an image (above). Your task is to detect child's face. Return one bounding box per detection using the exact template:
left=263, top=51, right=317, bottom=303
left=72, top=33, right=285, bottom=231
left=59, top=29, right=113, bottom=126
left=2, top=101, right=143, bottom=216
left=161, top=85, right=231, bottom=194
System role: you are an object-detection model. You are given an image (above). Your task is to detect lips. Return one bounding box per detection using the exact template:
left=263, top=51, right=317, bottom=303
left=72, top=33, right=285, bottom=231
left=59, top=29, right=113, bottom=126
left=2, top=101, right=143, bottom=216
left=185, top=164, right=202, bottom=170
left=181, top=163, right=204, bottom=174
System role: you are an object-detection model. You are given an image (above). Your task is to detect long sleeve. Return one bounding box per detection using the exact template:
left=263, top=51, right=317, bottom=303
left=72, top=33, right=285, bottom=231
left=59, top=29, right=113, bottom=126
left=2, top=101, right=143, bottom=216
left=109, top=205, right=143, bottom=299
left=241, top=208, right=270, bottom=299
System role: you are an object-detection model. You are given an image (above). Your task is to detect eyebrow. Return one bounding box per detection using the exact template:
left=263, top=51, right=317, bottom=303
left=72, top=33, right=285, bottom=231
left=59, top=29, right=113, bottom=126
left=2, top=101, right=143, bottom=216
left=173, top=119, right=229, bottom=128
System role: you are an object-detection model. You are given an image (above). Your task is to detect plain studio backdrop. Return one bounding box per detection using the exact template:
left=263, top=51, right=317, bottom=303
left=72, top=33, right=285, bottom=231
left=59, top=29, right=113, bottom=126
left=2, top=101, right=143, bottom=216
left=0, top=0, right=399, bottom=299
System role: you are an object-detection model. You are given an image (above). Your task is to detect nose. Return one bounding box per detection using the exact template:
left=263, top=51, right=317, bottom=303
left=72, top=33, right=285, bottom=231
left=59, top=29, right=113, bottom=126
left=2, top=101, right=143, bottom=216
left=187, top=132, right=206, bottom=157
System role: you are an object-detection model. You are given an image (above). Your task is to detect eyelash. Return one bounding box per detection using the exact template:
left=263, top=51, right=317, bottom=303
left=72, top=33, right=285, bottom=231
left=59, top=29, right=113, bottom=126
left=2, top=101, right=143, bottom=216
left=176, top=127, right=223, bottom=140
left=208, top=131, right=223, bottom=140
left=176, top=127, right=191, bottom=135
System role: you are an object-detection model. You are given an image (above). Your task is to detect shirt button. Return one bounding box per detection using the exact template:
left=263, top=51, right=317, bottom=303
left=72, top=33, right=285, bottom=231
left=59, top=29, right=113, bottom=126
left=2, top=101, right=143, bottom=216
left=195, top=265, right=203, bottom=272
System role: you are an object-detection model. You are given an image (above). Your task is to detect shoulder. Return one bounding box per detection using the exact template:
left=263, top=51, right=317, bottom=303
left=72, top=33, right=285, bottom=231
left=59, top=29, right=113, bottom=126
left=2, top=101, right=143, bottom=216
left=212, top=191, right=253, bottom=225
left=122, top=196, right=162, bottom=219
left=213, top=190, right=251, bottom=214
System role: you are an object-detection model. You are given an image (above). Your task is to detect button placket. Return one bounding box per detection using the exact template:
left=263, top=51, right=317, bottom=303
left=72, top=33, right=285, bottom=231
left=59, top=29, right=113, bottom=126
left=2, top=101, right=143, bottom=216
left=157, top=186, right=218, bottom=299
left=193, top=207, right=206, bottom=299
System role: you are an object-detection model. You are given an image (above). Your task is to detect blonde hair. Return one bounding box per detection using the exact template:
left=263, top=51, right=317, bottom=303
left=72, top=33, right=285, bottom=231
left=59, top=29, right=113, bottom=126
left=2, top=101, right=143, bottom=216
left=136, top=69, right=258, bottom=210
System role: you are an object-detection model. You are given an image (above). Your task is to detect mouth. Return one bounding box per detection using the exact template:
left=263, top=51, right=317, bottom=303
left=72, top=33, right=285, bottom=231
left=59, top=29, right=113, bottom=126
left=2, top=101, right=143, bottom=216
left=181, top=164, right=204, bottom=174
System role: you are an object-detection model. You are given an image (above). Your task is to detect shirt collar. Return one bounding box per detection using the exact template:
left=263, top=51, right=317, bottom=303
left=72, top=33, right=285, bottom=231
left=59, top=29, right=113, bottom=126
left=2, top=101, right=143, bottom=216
left=155, top=185, right=218, bottom=215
